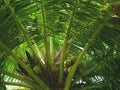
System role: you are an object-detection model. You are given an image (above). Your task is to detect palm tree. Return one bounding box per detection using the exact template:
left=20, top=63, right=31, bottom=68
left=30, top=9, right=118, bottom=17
left=0, top=0, right=120, bottom=90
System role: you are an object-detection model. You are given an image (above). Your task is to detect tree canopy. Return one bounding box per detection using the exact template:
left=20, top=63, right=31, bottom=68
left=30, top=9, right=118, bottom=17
left=0, top=0, right=120, bottom=90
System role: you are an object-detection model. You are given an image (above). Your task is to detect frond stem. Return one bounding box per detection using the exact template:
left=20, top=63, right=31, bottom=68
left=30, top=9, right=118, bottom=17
left=64, top=24, right=104, bottom=90
left=41, top=0, right=51, bottom=68
left=2, top=81, right=34, bottom=89
left=6, top=0, right=39, bottom=63
left=0, top=40, right=50, bottom=90
left=2, top=70, right=40, bottom=89
left=59, top=1, right=77, bottom=83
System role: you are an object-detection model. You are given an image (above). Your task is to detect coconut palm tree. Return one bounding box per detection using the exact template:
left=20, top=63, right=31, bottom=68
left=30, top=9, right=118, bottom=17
left=0, top=0, right=120, bottom=90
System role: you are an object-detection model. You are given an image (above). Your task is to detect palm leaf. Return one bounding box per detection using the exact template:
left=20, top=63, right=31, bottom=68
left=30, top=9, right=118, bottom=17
left=0, top=0, right=120, bottom=90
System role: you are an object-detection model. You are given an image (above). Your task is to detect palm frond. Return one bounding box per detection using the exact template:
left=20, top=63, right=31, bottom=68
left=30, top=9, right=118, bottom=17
left=0, top=0, right=120, bottom=90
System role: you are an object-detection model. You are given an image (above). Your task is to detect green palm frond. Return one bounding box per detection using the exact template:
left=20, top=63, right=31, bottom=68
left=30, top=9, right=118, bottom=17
left=0, top=0, right=120, bottom=90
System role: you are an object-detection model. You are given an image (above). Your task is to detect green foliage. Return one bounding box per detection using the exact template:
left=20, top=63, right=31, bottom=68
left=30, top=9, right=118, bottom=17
left=0, top=0, right=120, bottom=90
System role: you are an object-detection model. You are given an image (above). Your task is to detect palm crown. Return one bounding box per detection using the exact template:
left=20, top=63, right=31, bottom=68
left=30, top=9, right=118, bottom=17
left=0, top=0, right=120, bottom=90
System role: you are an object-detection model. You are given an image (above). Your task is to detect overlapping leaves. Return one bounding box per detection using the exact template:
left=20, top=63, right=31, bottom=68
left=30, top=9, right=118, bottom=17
left=0, top=0, right=120, bottom=90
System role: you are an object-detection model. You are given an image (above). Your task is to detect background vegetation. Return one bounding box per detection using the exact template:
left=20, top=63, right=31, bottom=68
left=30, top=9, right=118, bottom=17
left=0, top=0, right=120, bottom=90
